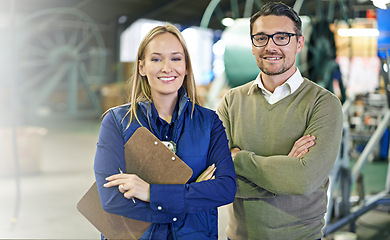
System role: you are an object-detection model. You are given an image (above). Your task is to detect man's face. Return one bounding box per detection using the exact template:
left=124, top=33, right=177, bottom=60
left=251, top=15, right=304, bottom=78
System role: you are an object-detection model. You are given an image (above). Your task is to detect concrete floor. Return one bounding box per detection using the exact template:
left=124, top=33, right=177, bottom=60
left=0, top=118, right=389, bottom=239
left=0, top=118, right=101, bottom=239
left=0, top=118, right=230, bottom=239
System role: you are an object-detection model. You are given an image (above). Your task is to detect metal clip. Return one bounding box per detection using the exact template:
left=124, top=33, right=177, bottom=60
left=161, top=141, right=177, bottom=153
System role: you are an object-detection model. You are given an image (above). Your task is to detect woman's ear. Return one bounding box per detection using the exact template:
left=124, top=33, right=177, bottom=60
left=139, top=60, right=145, bottom=76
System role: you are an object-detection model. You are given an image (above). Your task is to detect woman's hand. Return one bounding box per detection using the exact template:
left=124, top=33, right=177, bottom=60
left=288, top=134, right=316, bottom=158
left=104, top=173, right=150, bottom=202
left=196, top=164, right=216, bottom=182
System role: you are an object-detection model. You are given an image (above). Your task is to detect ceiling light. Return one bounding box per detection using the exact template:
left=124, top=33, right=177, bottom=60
left=221, top=18, right=235, bottom=27
left=372, top=0, right=390, bottom=9
left=118, top=15, right=127, bottom=24
left=337, top=28, right=380, bottom=37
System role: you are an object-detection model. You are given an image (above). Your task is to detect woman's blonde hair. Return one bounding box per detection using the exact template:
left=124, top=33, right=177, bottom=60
left=123, top=23, right=199, bottom=127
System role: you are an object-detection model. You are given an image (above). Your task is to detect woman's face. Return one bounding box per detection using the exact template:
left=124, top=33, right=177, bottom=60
left=139, top=32, right=187, bottom=101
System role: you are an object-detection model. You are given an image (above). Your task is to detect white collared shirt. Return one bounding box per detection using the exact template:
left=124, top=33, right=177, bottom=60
left=248, top=68, right=304, bottom=104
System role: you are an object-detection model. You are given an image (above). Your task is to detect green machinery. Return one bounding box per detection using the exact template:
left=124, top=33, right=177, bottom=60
left=201, top=0, right=346, bottom=103
left=4, top=7, right=106, bottom=118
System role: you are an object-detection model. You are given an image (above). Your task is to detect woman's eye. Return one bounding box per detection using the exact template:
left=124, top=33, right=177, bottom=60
left=151, top=58, right=160, bottom=62
left=172, top=58, right=182, bottom=61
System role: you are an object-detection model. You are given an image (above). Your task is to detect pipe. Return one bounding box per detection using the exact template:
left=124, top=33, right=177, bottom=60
left=9, top=0, right=21, bottom=229
left=324, top=191, right=390, bottom=235
left=243, top=0, right=254, bottom=18
left=351, top=110, right=390, bottom=184
left=200, top=0, right=221, bottom=28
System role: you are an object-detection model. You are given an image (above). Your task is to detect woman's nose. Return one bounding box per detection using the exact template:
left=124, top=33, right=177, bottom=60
left=161, top=60, right=172, bottom=72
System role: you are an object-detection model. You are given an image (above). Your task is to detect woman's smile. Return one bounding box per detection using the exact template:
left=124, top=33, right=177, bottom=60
left=158, top=76, right=177, bottom=83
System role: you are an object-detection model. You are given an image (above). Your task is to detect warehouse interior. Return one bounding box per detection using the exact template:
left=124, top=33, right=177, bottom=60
left=0, top=0, right=389, bottom=239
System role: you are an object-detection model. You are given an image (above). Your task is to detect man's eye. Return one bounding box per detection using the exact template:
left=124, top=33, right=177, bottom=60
left=257, top=36, right=266, bottom=41
left=276, top=34, right=288, bottom=41
left=256, top=36, right=268, bottom=42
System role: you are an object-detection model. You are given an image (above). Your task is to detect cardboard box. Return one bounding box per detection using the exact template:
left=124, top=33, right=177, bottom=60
left=0, top=126, right=47, bottom=177
left=100, top=82, right=127, bottom=112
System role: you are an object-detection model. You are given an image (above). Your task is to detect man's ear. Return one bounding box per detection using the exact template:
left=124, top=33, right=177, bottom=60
left=296, top=35, right=305, bottom=54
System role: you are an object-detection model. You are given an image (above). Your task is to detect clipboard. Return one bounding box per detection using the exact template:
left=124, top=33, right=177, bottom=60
left=77, top=127, right=193, bottom=239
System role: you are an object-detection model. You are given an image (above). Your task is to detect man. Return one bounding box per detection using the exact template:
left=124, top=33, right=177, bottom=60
left=217, top=2, right=343, bottom=240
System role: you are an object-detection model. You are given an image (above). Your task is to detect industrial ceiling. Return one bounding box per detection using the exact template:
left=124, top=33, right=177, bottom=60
left=0, top=0, right=377, bottom=31
left=0, top=0, right=382, bottom=117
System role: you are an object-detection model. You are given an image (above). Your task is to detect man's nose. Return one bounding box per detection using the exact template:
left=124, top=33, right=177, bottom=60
left=264, top=36, right=278, bottom=48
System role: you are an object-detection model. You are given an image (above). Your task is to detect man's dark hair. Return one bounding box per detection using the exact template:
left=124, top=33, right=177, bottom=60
left=250, top=2, right=302, bottom=36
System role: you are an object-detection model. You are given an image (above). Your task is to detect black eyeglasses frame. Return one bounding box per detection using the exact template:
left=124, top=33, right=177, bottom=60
left=251, top=32, right=299, bottom=47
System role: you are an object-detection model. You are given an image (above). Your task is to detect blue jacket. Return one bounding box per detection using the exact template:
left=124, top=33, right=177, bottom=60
left=94, top=90, right=236, bottom=239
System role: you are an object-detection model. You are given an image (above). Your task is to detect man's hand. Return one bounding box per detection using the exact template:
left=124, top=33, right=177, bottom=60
left=288, top=134, right=316, bottom=158
left=196, top=164, right=216, bottom=182
left=231, top=147, right=241, bottom=160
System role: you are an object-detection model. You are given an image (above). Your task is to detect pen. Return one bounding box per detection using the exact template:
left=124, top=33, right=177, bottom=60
left=119, top=168, right=136, bottom=203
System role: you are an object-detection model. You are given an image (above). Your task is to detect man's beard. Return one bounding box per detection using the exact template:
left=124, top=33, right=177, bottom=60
left=259, top=58, right=294, bottom=76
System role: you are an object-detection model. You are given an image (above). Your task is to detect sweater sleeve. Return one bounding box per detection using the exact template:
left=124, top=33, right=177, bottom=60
left=217, top=90, right=272, bottom=198
left=235, top=94, right=343, bottom=196
left=218, top=89, right=343, bottom=197
left=148, top=113, right=237, bottom=213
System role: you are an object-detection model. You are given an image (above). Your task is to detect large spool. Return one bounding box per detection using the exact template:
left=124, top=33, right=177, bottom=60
left=221, top=18, right=259, bottom=88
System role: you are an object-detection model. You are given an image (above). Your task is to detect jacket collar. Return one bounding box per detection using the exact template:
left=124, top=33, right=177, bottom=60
left=138, top=87, right=190, bottom=121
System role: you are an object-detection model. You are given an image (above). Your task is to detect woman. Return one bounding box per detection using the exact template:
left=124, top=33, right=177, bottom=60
left=94, top=24, right=236, bottom=239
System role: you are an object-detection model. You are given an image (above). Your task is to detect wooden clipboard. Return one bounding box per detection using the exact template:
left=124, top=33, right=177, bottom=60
left=77, top=127, right=193, bottom=240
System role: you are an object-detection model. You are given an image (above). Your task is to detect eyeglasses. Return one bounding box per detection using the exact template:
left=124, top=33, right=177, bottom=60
left=251, top=32, right=298, bottom=47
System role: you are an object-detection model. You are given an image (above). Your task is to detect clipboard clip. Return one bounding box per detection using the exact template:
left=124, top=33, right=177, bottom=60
left=161, top=141, right=177, bottom=153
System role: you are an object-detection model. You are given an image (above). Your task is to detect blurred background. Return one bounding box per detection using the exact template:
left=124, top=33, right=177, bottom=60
left=0, top=0, right=390, bottom=239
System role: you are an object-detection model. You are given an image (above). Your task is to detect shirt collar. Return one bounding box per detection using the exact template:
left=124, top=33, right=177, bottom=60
left=247, top=68, right=304, bottom=95
left=286, top=68, right=303, bottom=94
left=150, top=100, right=179, bottom=125
left=139, top=87, right=189, bottom=122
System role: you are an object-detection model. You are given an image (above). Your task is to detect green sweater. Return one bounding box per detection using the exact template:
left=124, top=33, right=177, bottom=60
left=217, top=78, right=343, bottom=240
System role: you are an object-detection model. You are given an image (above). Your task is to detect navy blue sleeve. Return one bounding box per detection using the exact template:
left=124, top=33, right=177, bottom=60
left=149, top=113, right=237, bottom=213
left=94, top=110, right=236, bottom=222
left=94, top=111, right=182, bottom=223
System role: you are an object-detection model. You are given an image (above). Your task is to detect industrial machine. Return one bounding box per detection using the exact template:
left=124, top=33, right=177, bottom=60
left=7, top=7, right=106, bottom=118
